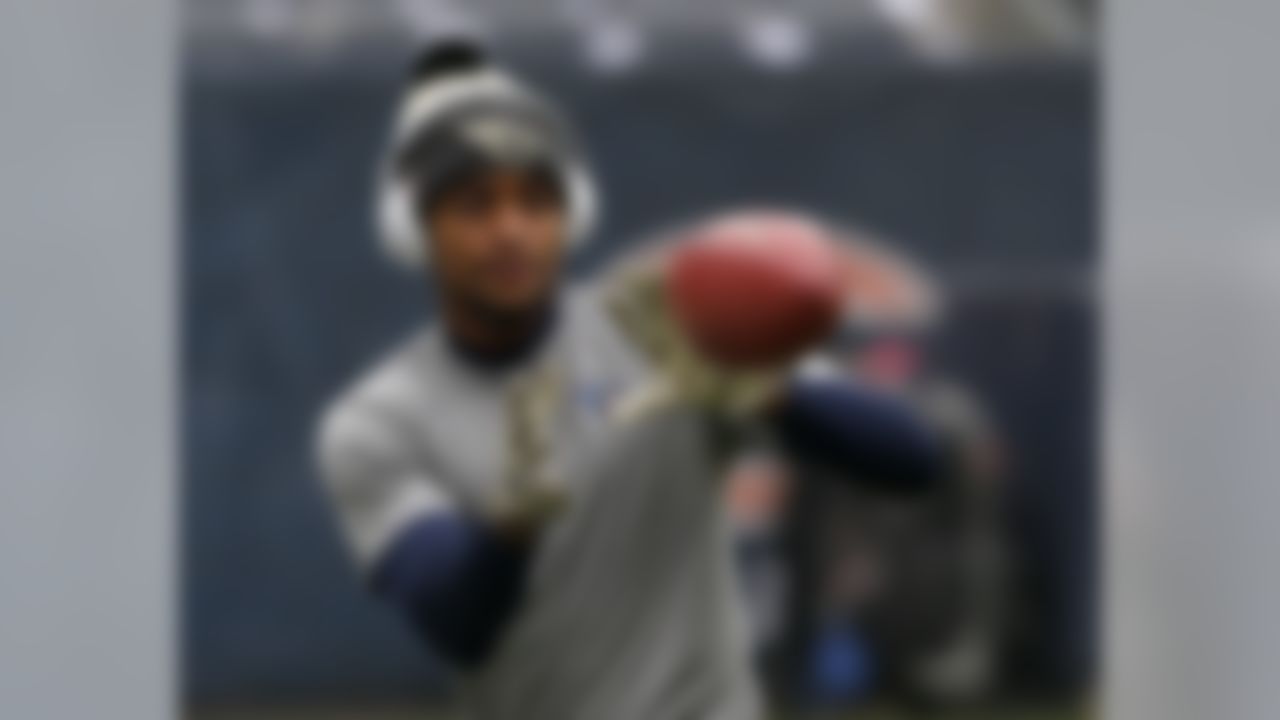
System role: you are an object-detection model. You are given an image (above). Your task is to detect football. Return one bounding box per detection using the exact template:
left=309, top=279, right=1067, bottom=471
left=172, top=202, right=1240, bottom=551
left=666, top=211, right=845, bottom=368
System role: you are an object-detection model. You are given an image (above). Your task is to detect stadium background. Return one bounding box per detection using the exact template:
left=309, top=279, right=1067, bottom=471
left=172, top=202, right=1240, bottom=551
left=183, top=2, right=1095, bottom=716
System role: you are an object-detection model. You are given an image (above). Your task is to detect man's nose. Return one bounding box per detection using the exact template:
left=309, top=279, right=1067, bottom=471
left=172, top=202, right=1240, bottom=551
left=492, top=202, right=533, bottom=242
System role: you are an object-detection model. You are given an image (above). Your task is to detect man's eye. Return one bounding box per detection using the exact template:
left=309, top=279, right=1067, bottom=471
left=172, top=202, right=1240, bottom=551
left=454, top=193, right=491, bottom=215
left=524, top=186, right=561, bottom=211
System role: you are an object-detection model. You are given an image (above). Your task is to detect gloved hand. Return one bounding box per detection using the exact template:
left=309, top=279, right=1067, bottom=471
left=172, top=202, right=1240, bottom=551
left=604, top=254, right=785, bottom=425
left=489, top=361, right=569, bottom=531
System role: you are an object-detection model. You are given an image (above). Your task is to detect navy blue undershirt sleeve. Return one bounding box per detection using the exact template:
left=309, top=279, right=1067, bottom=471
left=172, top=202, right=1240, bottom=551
left=770, top=378, right=941, bottom=493
left=371, top=513, right=534, bottom=668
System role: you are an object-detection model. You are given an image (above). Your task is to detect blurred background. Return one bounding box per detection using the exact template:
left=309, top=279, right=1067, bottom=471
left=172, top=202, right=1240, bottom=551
left=183, top=0, right=1096, bottom=718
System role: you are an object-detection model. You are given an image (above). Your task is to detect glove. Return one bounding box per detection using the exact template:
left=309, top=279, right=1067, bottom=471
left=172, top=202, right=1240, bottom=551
left=604, top=255, right=785, bottom=425
left=489, top=361, right=569, bottom=530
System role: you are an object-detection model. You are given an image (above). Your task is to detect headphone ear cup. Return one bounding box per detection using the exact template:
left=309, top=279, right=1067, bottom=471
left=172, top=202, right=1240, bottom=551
left=377, top=178, right=427, bottom=268
left=566, top=165, right=600, bottom=251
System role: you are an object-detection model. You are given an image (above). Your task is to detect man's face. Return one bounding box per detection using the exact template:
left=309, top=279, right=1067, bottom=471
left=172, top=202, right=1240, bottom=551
left=425, top=167, right=568, bottom=320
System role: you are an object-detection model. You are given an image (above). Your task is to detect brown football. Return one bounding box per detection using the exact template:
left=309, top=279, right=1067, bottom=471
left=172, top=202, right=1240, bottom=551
left=666, top=211, right=844, bottom=368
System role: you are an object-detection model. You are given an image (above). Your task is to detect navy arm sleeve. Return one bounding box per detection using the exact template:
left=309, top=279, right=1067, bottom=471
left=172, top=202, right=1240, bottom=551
left=770, top=378, right=942, bottom=493
left=371, top=513, right=534, bottom=668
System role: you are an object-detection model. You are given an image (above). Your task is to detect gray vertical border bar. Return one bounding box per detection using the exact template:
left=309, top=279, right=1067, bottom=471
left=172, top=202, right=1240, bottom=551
left=1109, top=1, right=1280, bottom=719
left=0, top=1, right=175, bottom=719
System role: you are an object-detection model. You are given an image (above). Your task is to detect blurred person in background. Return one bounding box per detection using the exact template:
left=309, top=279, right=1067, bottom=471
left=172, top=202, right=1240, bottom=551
left=315, top=41, right=944, bottom=720
left=782, top=235, right=1010, bottom=709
